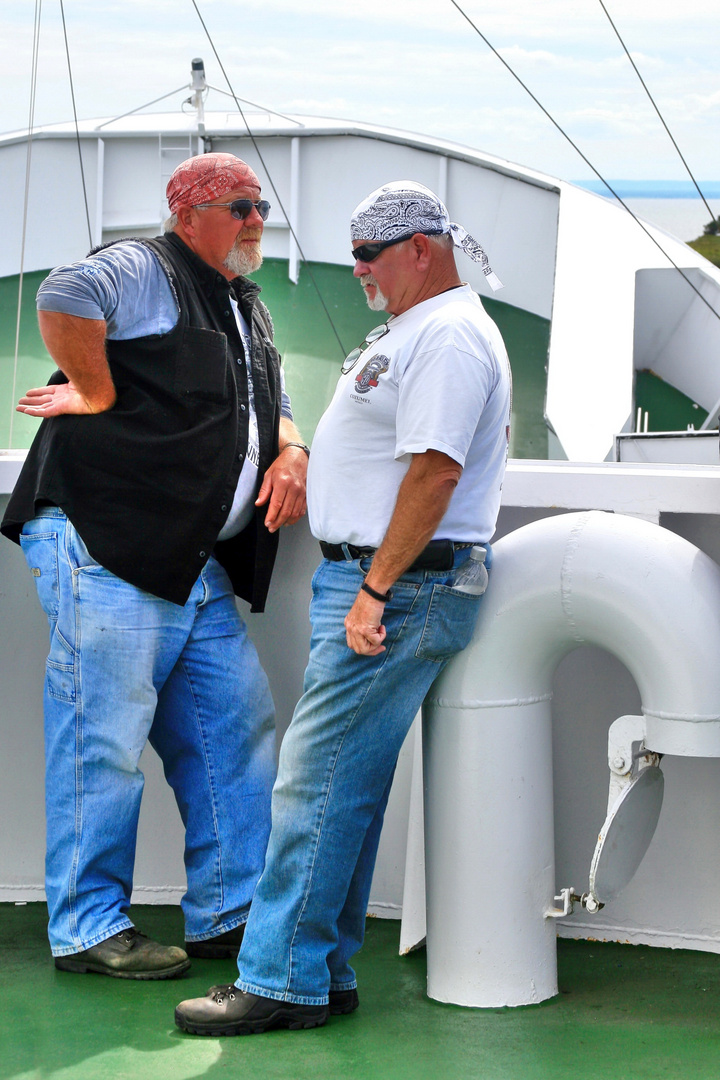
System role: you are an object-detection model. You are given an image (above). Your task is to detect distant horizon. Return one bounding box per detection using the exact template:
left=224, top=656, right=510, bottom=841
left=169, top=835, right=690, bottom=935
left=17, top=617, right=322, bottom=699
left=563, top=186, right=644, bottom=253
left=575, top=180, right=720, bottom=200
left=2, top=1, right=718, bottom=185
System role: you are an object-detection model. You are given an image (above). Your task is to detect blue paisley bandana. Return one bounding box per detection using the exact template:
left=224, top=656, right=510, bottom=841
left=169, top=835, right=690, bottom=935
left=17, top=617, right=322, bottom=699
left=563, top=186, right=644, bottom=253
left=350, top=180, right=503, bottom=292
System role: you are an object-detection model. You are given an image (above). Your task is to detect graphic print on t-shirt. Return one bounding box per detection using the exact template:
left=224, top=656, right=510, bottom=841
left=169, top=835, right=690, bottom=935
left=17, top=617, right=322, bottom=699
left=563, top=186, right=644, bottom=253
left=239, top=325, right=260, bottom=469
left=354, top=354, right=390, bottom=395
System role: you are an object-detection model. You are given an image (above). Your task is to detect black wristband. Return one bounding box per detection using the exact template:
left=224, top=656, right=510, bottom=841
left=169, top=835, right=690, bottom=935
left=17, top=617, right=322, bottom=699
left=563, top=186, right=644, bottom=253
left=282, top=441, right=310, bottom=457
left=361, top=580, right=393, bottom=603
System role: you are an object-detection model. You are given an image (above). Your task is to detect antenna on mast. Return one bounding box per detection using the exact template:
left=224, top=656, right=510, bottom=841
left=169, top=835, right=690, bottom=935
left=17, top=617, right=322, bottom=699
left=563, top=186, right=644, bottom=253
left=188, top=58, right=206, bottom=138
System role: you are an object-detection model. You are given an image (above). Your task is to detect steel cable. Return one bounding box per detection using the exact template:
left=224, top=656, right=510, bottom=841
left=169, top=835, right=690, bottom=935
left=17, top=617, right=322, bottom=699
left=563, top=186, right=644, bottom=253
left=59, top=0, right=93, bottom=249
left=10, top=0, right=43, bottom=448
left=191, top=0, right=348, bottom=357
left=448, top=0, right=720, bottom=326
left=598, top=0, right=716, bottom=226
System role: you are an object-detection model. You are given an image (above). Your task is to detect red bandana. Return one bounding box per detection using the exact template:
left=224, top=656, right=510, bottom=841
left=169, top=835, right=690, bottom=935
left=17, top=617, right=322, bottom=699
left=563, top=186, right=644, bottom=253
left=166, top=153, right=260, bottom=213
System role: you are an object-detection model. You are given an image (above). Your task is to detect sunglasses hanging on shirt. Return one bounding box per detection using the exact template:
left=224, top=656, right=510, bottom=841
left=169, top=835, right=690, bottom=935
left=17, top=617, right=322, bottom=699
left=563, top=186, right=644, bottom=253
left=341, top=323, right=391, bottom=375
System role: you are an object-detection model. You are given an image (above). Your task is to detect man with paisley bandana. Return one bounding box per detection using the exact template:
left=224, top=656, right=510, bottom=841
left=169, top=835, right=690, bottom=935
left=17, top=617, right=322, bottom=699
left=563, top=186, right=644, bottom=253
left=175, top=180, right=511, bottom=1036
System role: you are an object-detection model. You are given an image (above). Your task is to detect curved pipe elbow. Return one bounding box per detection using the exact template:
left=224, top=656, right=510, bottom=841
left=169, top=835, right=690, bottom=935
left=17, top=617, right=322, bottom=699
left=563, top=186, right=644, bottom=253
left=431, top=511, right=720, bottom=753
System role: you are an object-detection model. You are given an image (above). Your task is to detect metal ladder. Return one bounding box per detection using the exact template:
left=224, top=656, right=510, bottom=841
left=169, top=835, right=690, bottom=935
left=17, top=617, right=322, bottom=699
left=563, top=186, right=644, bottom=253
left=158, top=133, right=200, bottom=222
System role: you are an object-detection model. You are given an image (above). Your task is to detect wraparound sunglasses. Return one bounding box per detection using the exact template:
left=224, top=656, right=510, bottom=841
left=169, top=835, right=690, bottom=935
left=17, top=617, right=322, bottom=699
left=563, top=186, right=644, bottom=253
left=193, top=199, right=271, bottom=221
left=350, top=233, right=414, bottom=263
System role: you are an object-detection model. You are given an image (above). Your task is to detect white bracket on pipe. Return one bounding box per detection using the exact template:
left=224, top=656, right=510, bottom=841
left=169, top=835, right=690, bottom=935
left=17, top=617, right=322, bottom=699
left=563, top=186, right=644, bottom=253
left=545, top=887, right=575, bottom=919
left=545, top=887, right=601, bottom=918
left=607, top=714, right=660, bottom=813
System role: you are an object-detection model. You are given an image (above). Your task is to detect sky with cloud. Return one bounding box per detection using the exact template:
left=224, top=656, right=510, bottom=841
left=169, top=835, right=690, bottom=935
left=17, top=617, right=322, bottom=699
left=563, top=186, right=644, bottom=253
left=3, top=0, right=718, bottom=184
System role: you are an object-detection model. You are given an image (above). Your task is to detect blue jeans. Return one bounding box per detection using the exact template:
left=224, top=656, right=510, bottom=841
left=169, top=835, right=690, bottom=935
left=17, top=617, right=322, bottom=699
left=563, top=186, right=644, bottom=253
left=20, top=509, right=276, bottom=956
left=235, top=549, right=486, bottom=1004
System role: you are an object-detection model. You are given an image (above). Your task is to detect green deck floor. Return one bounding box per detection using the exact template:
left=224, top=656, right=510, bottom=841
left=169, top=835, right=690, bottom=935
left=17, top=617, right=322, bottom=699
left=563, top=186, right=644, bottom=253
left=2, top=904, right=720, bottom=1080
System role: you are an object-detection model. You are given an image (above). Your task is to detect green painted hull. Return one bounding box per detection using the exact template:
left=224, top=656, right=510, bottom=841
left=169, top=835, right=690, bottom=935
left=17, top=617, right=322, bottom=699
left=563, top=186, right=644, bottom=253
left=0, top=269, right=53, bottom=450
left=1, top=258, right=703, bottom=455
left=0, top=259, right=552, bottom=457
left=250, top=259, right=553, bottom=460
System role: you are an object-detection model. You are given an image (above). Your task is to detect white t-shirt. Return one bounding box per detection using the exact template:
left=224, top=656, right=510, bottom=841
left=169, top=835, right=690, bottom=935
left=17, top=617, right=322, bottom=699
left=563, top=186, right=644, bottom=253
left=308, top=285, right=511, bottom=547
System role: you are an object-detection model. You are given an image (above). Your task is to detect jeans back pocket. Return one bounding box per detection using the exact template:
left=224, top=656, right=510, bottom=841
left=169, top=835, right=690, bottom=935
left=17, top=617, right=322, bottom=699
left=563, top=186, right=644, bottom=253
left=415, top=584, right=483, bottom=664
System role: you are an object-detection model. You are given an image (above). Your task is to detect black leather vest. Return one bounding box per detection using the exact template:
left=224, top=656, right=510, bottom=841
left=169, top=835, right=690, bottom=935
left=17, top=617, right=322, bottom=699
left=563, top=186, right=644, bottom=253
left=2, top=232, right=283, bottom=610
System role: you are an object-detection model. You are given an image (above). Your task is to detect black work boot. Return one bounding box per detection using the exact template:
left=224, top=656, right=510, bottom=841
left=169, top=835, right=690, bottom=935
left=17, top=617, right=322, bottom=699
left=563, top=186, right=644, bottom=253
left=175, top=984, right=329, bottom=1036
left=328, top=987, right=360, bottom=1014
left=185, top=924, right=245, bottom=959
left=54, top=928, right=190, bottom=980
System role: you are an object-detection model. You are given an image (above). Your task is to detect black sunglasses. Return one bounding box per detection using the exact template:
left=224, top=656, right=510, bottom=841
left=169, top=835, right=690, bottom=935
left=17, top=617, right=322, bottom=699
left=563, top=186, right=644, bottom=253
left=341, top=323, right=391, bottom=375
left=193, top=199, right=271, bottom=221
left=351, top=234, right=415, bottom=263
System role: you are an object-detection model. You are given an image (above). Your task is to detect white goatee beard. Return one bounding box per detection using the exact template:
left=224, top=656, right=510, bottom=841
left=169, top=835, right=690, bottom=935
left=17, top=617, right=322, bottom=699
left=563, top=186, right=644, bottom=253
left=224, top=238, right=263, bottom=277
left=361, top=274, right=389, bottom=311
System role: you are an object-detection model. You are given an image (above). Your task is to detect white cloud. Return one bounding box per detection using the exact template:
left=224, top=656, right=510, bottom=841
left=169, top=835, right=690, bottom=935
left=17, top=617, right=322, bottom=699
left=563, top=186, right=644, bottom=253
left=2, top=0, right=718, bottom=181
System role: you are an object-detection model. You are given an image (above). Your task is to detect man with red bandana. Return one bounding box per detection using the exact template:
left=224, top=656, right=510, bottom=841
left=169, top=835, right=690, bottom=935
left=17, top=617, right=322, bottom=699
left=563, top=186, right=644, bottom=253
left=1, top=153, right=309, bottom=980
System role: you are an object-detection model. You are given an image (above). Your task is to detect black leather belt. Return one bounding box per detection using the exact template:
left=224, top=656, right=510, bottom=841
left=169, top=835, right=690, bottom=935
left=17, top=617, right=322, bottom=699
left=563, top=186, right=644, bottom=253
left=319, top=539, right=475, bottom=572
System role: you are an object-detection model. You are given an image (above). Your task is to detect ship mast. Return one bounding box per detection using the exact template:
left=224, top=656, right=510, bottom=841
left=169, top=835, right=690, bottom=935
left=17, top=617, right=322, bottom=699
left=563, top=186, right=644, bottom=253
left=188, top=58, right=206, bottom=141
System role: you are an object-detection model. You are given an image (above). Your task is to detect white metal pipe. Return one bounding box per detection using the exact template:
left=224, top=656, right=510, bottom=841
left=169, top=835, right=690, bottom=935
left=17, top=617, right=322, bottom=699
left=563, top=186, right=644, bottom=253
left=94, top=137, right=104, bottom=248
left=437, top=155, right=448, bottom=206
left=424, top=699, right=557, bottom=1006
left=422, top=510, right=720, bottom=1007
left=288, top=137, right=300, bottom=284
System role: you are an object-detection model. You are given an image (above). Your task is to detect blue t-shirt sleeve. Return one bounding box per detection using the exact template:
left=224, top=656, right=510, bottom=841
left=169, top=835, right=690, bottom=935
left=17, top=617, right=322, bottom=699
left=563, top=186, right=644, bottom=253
left=279, top=368, right=293, bottom=421
left=37, top=243, right=296, bottom=420
left=36, top=242, right=179, bottom=339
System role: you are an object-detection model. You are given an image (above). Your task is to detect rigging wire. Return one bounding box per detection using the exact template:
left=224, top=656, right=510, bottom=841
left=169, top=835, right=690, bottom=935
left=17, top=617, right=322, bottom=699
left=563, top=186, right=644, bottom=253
left=190, top=0, right=348, bottom=357
left=203, top=84, right=304, bottom=128
left=597, top=0, right=716, bottom=224
left=95, top=87, right=188, bottom=131
left=447, top=0, right=720, bottom=326
left=10, top=0, right=43, bottom=448
left=59, top=0, right=96, bottom=249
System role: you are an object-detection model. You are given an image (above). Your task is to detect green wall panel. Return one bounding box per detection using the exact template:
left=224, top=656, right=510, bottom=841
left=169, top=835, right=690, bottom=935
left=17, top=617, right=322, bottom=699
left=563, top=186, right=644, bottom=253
left=635, top=368, right=708, bottom=432
left=1, top=260, right=552, bottom=457
left=0, top=270, right=56, bottom=449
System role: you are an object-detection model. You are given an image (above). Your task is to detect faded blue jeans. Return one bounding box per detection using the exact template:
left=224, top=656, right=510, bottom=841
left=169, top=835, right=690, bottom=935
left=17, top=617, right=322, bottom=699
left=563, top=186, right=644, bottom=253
left=235, top=549, right=486, bottom=1004
left=20, top=509, right=276, bottom=957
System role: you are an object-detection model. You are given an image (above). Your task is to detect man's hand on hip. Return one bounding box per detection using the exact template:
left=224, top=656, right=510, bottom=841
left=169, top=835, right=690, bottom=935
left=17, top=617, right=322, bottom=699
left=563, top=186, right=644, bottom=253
left=17, top=380, right=114, bottom=417
left=29, top=311, right=117, bottom=416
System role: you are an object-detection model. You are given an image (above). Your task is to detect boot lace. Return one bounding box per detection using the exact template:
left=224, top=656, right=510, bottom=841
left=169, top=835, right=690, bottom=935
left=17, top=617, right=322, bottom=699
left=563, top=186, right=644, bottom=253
left=209, top=984, right=237, bottom=1004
